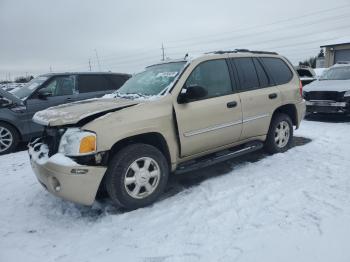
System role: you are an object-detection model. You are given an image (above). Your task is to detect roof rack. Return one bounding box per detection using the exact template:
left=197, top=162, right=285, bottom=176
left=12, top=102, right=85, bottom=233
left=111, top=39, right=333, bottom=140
left=207, top=49, right=278, bottom=55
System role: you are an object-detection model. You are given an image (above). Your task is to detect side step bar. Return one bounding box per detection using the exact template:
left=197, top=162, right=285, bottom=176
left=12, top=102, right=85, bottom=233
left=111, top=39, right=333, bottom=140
left=175, top=141, right=264, bottom=174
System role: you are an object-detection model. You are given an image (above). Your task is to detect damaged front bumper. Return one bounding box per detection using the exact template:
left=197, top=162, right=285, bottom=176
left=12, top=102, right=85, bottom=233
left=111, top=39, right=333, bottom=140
left=306, top=100, right=349, bottom=114
left=28, top=139, right=107, bottom=205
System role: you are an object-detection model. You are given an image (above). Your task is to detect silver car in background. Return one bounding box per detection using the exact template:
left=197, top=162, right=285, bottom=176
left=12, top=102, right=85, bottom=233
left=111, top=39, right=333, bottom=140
left=303, top=63, right=350, bottom=115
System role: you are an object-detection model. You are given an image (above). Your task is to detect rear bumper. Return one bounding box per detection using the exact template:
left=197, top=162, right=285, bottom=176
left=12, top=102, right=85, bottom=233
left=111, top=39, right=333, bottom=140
left=296, top=100, right=306, bottom=127
left=306, top=101, right=349, bottom=114
left=29, top=141, right=106, bottom=205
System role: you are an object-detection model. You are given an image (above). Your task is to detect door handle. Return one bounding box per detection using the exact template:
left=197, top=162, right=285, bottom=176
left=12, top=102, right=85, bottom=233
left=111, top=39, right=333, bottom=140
left=269, top=93, right=278, bottom=99
left=66, top=97, right=72, bottom=101
left=227, top=101, right=237, bottom=108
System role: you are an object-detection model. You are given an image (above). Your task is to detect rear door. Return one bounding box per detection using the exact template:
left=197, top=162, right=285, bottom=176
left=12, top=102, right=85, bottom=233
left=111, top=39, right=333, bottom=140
left=230, top=57, right=282, bottom=140
left=174, top=59, right=242, bottom=157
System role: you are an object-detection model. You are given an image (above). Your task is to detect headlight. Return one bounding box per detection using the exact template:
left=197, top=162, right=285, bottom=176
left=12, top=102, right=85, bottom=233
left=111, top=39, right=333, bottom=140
left=59, top=128, right=96, bottom=156
left=344, top=91, right=350, bottom=97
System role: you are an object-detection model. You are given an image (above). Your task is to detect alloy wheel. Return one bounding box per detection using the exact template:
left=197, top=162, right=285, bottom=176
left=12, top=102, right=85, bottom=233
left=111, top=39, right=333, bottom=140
left=274, top=120, right=290, bottom=148
left=124, top=157, right=161, bottom=199
left=0, top=127, right=13, bottom=153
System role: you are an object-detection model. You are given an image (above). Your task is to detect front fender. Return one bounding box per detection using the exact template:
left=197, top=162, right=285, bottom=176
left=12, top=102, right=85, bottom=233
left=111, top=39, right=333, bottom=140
left=82, top=96, right=179, bottom=165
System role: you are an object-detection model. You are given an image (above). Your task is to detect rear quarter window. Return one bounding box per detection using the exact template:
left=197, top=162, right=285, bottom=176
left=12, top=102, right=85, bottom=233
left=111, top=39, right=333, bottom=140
left=261, top=57, right=293, bottom=85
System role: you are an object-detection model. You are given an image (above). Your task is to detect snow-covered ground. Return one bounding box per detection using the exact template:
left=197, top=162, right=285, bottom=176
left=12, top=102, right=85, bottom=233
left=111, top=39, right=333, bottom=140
left=0, top=82, right=26, bottom=91
left=1, top=118, right=350, bottom=262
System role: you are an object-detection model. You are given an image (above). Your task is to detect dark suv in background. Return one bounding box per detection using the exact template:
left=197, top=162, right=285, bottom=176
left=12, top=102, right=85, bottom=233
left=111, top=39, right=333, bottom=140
left=0, top=72, right=131, bottom=154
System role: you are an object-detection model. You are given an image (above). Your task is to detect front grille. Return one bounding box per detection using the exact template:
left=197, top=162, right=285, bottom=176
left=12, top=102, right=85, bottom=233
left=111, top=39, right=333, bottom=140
left=304, top=91, right=345, bottom=102
left=42, top=127, right=66, bottom=157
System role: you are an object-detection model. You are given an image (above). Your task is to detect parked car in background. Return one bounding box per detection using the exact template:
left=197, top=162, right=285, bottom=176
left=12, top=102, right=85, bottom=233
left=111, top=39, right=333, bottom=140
left=0, top=82, right=26, bottom=92
left=296, top=66, right=316, bottom=86
left=0, top=72, right=131, bottom=154
left=28, top=50, right=305, bottom=209
left=303, top=63, right=350, bottom=115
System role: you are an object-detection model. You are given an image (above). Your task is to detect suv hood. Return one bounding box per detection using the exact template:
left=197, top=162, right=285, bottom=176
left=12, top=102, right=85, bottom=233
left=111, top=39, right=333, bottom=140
left=304, top=79, right=350, bottom=92
left=33, top=98, right=139, bottom=126
left=0, top=88, right=23, bottom=105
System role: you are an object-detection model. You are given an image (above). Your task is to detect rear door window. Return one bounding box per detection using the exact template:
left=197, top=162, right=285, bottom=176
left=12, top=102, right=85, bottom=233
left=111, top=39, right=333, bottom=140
left=253, top=58, right=270, bottom=88
left=232, top=58, right=259, bottom=91
left=261, top=57, right=293, bottom=85
left=106, top=75, right=129, bottom=90
left=78, top=75, right=110, bottom=93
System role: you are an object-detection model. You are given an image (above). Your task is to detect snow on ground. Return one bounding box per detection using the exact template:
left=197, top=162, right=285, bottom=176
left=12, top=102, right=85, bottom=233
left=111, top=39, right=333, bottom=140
left=1, top=118, right=350, bottom=262
left=0, top=82, right=26, bottom=91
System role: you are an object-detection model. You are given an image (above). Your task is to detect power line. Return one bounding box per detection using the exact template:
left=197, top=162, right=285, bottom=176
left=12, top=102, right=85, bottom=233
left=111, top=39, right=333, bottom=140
left=61, top=11, right=350, bottom=70
left=166, top=3, right=350, bottom=44
left=165, top=12, right=350, bottom=51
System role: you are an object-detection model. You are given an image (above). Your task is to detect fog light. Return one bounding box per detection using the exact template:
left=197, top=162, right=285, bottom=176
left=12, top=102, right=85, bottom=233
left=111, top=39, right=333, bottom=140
left=51, top=177, right=61, bottom=192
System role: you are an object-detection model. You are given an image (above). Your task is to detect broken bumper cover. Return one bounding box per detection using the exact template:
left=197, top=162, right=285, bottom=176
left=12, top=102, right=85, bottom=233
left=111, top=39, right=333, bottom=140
left=306, top=100, right=349, bottom=114
left=28, top=141, right=106, bottom=206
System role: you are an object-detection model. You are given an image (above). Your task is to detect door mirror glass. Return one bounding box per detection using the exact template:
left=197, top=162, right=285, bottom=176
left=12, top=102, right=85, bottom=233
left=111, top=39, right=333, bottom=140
left=178, top=85, right=208, bottom=103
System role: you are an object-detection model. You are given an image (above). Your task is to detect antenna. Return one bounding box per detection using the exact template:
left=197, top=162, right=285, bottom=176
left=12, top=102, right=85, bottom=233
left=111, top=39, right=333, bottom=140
left=161, top=44, right=165, bottom=61
left=94, top=49, right=101, bottom=71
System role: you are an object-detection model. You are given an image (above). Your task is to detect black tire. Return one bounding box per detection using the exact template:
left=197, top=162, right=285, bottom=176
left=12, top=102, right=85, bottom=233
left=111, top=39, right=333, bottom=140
left=105, top=143, right=169, bottom=210
left=0, top=122, right=19, bottom=155
left=264, top=113, right=293, bottom=154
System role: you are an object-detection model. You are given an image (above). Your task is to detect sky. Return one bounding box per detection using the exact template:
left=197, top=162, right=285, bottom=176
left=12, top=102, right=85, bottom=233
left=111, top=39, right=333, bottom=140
left=0, top=0, right=350, bottom=80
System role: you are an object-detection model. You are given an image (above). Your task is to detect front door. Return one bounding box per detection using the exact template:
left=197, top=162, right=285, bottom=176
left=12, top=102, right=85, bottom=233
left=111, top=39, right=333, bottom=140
left=26, top=75, right=77, bottom=135
left=174, top=59, right=242, bottom=157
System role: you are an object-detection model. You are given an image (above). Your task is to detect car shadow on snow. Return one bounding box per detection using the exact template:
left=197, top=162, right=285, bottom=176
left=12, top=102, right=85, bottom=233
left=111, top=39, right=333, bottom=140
left=305, top=113, right=350, bottom=123
left=70, top=136, right=311, bottom=218
left=164, top=136, right=312, bottom=198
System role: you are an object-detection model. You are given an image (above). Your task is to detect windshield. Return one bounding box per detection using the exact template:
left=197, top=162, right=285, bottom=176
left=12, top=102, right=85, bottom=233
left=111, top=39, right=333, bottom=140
left=116, top=62, right=186, bottom=97
left=11, top=76, right=49, bottom=99
left=320, top=67, right=350, bottom=80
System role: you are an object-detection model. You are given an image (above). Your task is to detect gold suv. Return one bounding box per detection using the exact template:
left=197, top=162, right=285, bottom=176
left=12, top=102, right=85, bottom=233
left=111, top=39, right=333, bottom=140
left=29, top=50, right=306, bottom=209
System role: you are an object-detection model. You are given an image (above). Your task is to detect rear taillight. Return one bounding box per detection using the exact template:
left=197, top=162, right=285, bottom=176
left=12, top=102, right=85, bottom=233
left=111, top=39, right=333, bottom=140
left=299, top=80, right=303, bottom=98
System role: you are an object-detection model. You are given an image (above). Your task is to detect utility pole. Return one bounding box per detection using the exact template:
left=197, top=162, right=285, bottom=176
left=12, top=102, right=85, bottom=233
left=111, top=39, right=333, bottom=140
left=161, top=43, right=165, bottom=61
left=94, top=49, right=101, bottom=71
left=88, top=59, right=92, bottom=71
left=49, top=66, right=52, bottom=72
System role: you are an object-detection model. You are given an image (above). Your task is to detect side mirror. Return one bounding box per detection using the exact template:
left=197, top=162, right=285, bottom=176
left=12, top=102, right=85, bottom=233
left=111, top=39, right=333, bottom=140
left=37, top=89, right=51, bottom=99
left=0, top=97, right=12, bottom=107
left=178, top=85, right=208, bottom=103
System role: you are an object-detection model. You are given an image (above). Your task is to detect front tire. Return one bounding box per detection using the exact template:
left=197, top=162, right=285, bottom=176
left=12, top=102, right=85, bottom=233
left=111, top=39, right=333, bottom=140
left=0, top=122, right=19, bottom=155
left=105, top=143, right=169, bottom=210
left=264, top=113, right=293, bottom=154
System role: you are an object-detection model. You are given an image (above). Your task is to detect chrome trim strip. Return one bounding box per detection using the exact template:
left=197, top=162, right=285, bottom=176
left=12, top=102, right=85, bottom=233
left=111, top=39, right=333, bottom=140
left=242, top=114, right=269, bottom=123
left=183, top=120, right=242, bottom=137
left=183, top=113, right=269, bottom=137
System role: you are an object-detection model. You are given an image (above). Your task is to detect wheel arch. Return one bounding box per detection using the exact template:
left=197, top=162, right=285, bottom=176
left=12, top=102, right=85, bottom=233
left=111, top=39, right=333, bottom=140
left=107, top=132, right=172, bottom=167
left=272, top=104, right=298, bottom=128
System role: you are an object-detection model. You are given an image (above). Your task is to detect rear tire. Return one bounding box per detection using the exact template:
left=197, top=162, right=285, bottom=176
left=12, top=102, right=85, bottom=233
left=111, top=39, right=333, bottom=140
left=264, top=113, right=293, bottom=154
left=105, top=143, right=169, bottom=210
left=0, top=122, right=19, bottom=155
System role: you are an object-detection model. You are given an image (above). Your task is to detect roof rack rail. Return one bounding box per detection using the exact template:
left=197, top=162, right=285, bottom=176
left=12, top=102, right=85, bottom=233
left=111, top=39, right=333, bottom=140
left=207, top=49, right=278, bottom=55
